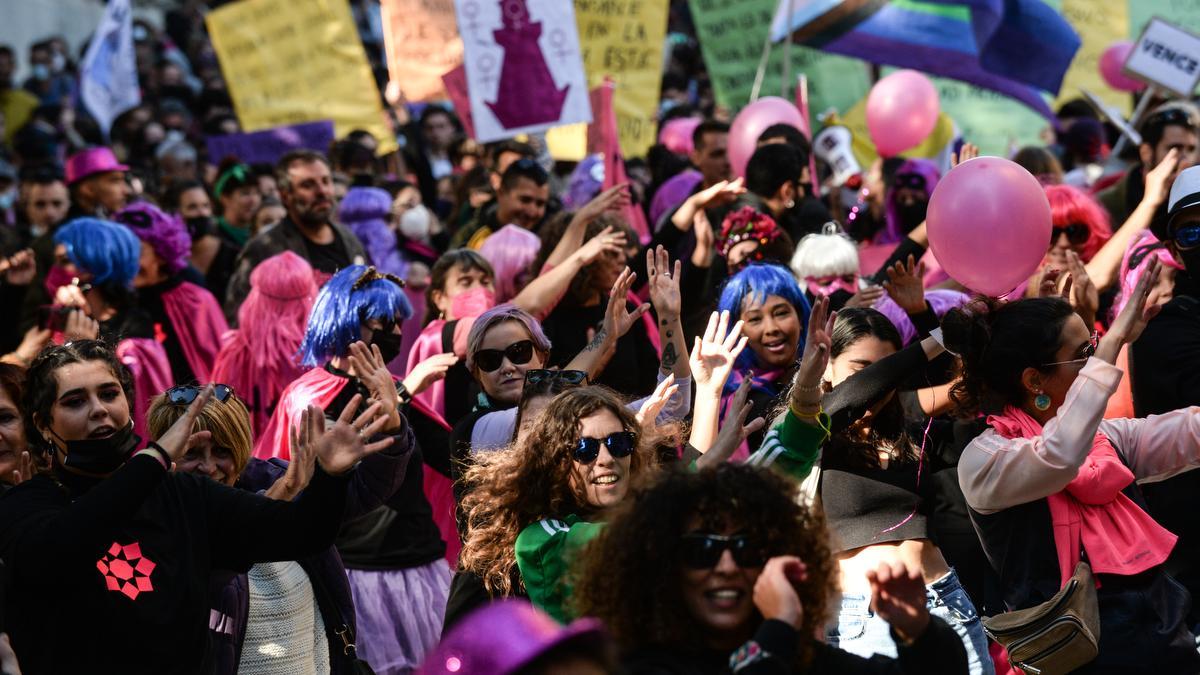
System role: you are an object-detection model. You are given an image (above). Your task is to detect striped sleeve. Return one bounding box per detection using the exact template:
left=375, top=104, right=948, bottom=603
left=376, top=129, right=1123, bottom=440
left=745, top=409, right=829, bottom=481
left=515, top=516, right=605, bottom=623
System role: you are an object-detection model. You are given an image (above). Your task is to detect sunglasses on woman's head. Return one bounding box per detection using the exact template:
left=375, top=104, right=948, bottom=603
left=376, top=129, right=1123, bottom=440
left=574, top=430, right=636, bottom=464
left=166, top=384, right=234, bottom=405
left=679, top=533, right=766, bottom=569
left=525, top=369, right=588, bottom=388
left=1051, top=223, right=1089, bottom=246
left=474, top=340, right=535, bottom=372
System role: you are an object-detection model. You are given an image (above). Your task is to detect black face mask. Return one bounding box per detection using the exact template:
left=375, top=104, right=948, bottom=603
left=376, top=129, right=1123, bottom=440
left=826, top=288, right=855, bottom=312
left=184, top=216, right=216, bottom=240
left=896, top=201, right=928, bottom=232
left=53, top=422, right=140, bottom=475
left=1179, top=248, right=1200, bottom=287
left=369, top=327, right=404, bottom=366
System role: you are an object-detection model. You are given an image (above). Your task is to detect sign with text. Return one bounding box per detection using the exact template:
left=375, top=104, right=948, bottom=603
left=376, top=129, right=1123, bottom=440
left=381, top=0, right=463, bottom=102
left=206, top=0, right=396, bottom=154
left=455, top=0, right=591, bottom=142
left=205, top=120, right=335, bottom=165
left=1125, top=17, right=1200, bottom=97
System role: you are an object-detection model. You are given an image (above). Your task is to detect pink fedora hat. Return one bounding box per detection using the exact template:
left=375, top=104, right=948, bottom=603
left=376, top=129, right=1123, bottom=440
left=65, top=147, right=129, bottom=185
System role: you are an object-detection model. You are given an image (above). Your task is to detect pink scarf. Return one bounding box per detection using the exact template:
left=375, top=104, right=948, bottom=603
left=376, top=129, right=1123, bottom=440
left=987, top=405, right=1176, bottom=584
left=161, top=281, right=229, bottom=383
left=115, top=337, right=173, bottom=449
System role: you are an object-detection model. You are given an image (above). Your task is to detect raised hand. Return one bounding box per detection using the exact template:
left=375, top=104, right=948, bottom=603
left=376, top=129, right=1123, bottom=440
left=62, top=310, right=99, bottom=342
left=7, top=326, right=51, bottom=366
left=636, top=374, right=678, bottom=428
left=271, top=412, right=320, bottom=501
left=689, top=311, right=747, bottom=392
left=347, top=340, right=402, bottom=431
left=155, top=385, right=214, bottom=462
left=697, top=377, right=766, bottom=466
left=576, top=184, right=630, bottom=224
left=792, top=295, right=835, bottom=410
left=1101, top=258, right=1162, bottom=361
left=951, top=142, right=979, bottom=168
left=1144, top=147, right=1181, bottom=208
left=844, top=285, right=884, bottom=309
left=694, top=177, right=746, bottom=210
left=867, top=560, right=930, bottom=645
left=882, top=254, right=927, bottom=315
left=600, top=267, right=650, bottom=343
left=1, top=250, right=35, bottom=286
left=402, top=352, right=459, bottom=397
left=574, top=226, right=627, bottom=266
left=309, top=394, right=395, bottom=476
left=646, top=245, right=682, bottom=320
left=1064, top=251, right=1099, bottom=328
left=753, top=556, right=809, bottom=629
left=10, top=451, right=33, bottom=486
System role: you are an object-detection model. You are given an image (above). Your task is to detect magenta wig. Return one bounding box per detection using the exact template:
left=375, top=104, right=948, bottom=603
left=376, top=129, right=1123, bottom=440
left=478, top=224, right=541, bottom=303
left=881, top=159, right=940, bottom=244
left=1045, top=184, right=1111, bottom=262
left=338, top=186, right=407, bottom=278
left=1111, top=230, right=1183, bottom=323
left=210, top=251, right=318, bottom=436
left=114, top=201, right=192, bottom=274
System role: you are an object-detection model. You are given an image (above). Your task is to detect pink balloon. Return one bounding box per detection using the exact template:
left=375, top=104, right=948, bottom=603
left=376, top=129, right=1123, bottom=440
left=927, top=157, right=1051, bottom=297
left=1099, top=41, right=1146, bottom=93
left=866, top=70, right=940, bottom=157
left=659, top=117, right=702, bottom=155
left=728, top=97, right=805, bottom=178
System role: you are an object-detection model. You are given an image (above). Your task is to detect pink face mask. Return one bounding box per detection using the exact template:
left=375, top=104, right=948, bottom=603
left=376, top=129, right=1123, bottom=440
left=44, top=264, right=78, bottom=299
left=449, top=286, right=495, bottom=320
left=806, top=274, right=859, bottom=298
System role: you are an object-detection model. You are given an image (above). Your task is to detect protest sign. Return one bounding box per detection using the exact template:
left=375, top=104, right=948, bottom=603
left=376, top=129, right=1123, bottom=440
left=575, top=0, right=669, bottom=157
left=1055, top=0, right=1131, bottom=114
left=206, top=0, right=396, bottom=154
left=689, top=0, right=778, bottom=109
left=381, top=0, right=463, bottom=102
left=79, top=0, right=139, bottom=136
left=454, top=0, right=591, bottom=143
left=205, top=120, right=336, bottom=166
left=441, top=65, right=476, bottom=139
left=1124, top=18, right=1200, bottom=97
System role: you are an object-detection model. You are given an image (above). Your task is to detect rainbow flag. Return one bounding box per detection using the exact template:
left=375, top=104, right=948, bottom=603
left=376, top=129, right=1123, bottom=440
left=770, top=0, right=1080, bottom=117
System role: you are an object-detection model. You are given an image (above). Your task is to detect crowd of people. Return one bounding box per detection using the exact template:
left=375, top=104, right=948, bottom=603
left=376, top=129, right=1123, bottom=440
left=0, top=2, right=1197, bottom=674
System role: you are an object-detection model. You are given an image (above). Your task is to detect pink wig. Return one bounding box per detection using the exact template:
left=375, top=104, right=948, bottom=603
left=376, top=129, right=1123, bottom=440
left=478, top=224, right=541, bottom=303
left=210, top=251, right=318, bottom=436
left=1111, top=230, right=1183, bottom=322
left=1045, top=184, right=1111, bottom=262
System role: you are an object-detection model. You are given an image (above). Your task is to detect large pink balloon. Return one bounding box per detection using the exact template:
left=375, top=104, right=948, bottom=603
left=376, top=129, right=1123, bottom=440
left=927, top=157, right=1051, bottom=297
left=659, top=117, right=702, bottom=155
left=728, top=97, right=805, bottom=177
left=866, top=70, right=940, bottom=157
left=1099, top=41, right=1146, bottom=93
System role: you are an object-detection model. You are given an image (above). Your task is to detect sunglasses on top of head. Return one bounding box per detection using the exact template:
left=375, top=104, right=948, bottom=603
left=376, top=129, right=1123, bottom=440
left=473, top=340, right=535, bottom=373
left=679, top=533, right=767, bottom=569
left=166, top=384, right=234, bottom=405
left=573, top=430, right=636, bottom=464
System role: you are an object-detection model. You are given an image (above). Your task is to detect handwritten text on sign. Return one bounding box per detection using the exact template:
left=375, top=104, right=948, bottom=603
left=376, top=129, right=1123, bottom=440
left=381, top=0, right=463, bottom=102
left=1124, top=17, right=1200, bottom=97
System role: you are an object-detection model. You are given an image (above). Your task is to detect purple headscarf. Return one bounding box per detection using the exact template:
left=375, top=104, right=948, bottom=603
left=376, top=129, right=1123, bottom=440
left=338, top=187, right=408, bottom=278
left=881, top=158, right=940, bottom=245
left=114, top=202, right=192, bottom=275
left=874, top=289, right=969, bottom=346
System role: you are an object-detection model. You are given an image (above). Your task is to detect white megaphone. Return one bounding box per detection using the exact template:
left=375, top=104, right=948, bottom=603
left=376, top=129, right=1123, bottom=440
left=813, top=125, right=861, bottom=187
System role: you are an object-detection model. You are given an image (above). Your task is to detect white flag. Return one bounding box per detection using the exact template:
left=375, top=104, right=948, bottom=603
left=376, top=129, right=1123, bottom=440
left=80, top=0, right=140, bottom=136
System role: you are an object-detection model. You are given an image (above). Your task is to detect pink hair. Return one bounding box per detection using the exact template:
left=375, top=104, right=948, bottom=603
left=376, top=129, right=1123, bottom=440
left=1111, top=230, right=1183, bottom=322
left=1045, top=184, right=1111, bottom=262
left=210, top=251, right=318, bottom=437
left=478, top=224, right=541, bottom=303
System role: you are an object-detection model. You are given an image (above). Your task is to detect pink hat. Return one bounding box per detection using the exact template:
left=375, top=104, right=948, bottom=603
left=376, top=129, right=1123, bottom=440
left=419, top=601, right=609, bottom=675
left=65, top=147, right=129, bottom=185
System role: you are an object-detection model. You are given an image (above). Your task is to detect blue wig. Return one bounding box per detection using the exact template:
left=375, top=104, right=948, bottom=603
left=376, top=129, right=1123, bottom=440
left=53, top=218, right=141, bottom=288
left=717, top=263, right=811, bottom=372
left=298, top=264, right=413, bottom=366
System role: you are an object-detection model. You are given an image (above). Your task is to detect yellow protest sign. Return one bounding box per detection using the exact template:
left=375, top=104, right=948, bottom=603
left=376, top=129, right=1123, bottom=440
left=206, top=0, right=396, bottom=154
left=381, top=0, right=462, bottom=102
left=1056, top=0, right=1131, bottom=115
left=575, top=0, right=669, bottom=158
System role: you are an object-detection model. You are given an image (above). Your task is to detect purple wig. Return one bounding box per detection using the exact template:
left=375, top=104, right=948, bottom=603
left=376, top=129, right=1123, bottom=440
left=562, top=154, right=603, bottom=211
left=338, top=187, right=407, bottom=278
left=881, top=158, right=940, bottom=245
left=114, top=202, right=192, bottom=275
left=478, top=224, right=541, bottom=303
left=873, top=289, right=969, bottom=346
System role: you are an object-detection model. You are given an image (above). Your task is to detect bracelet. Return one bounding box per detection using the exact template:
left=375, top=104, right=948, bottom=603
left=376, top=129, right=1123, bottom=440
left=793, top=382, right=822, bottom=393
left=395, top=382, right=413, bottom=405
left=137, top=442, right=171, bottom=470
left=789, top=403, right=823, bottom=419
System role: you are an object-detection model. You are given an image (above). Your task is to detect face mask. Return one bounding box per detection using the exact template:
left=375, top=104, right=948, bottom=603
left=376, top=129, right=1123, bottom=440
left=30, top=64, right=49, bottom=81
left=399, top=204, right=432, bottom=241
left=806, top=275, right=859, bottom=298
left=368, top=326, right=404, bottom=365
left=1179, top=248, right=1200, bottom=284
left=896, top=201, right=927, bottom=231
left=184, top=216, right=216, bottom=240
left=53, top=421, right=139, bottom=475
left=50, top=52, right=66, bottom=73
left=449, top=286, right=495, bottom=320
left=44, top=264, right=77, bottom=298
left=826, top=288, right=855, bottom=311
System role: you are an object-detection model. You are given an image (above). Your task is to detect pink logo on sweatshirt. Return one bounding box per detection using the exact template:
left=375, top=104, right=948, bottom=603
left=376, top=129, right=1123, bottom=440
left=96, top=541, right=156, bottom=600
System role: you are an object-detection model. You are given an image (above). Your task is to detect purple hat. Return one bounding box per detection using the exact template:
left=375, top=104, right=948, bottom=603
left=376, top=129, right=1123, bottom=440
left=420, top=601, right=608, bottom=675
left=65, top=147, right=129, bottom=185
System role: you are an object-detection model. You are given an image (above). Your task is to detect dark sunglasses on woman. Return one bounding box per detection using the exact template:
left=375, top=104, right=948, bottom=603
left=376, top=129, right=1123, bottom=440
left=1051, top=223, right=1089, bottom=246
left=574, top=430, right=636, bottom=464
left=166, top=384, right=234, bottom=405
left=474, top=340, right=534, bottom=372
left=679, top=533, right=767, bottom=569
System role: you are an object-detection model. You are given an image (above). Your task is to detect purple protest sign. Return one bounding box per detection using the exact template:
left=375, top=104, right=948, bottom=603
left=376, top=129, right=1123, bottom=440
left=205, top=120, right=336, bottom=165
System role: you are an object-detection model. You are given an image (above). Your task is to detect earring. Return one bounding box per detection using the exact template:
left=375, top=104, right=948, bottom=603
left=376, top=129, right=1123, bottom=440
left=785, top=199, right=796, bottom=209
left=1034, top=391, right=1051, bottom=411
left=438, top=310, right=445, bottom=320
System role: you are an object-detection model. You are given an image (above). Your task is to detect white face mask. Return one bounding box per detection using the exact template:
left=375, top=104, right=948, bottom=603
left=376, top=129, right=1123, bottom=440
left=399, top=204, right=432, bottom=241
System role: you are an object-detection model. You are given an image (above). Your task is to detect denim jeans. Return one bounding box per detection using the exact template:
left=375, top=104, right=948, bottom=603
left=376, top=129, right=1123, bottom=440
left=828, top=568, right=994, bottom=675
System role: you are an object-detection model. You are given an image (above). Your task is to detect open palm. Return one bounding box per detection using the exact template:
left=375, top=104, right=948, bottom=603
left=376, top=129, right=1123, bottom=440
left=690, top=311, right=747, bottom=391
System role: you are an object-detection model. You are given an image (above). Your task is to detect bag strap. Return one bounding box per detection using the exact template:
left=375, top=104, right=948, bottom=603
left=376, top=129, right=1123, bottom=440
left=305, top=565, right=359, bottom=659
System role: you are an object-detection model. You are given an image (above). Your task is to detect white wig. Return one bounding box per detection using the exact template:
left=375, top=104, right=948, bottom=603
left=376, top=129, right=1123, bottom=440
left=791, top=223, right=859, bottom=279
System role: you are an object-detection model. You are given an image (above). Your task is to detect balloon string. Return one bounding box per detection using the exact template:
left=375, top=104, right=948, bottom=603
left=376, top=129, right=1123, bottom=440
left=879, top=414, right=933, bottom=535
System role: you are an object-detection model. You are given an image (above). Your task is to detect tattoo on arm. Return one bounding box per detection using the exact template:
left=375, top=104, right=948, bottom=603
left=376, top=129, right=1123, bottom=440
left=661, top=342, right=678, bottom=370
left=587, top=328, right=608, bottom=351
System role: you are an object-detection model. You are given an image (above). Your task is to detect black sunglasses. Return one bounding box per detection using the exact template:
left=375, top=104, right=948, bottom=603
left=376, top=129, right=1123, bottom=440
left=1051, top=223, right=1089, bottom=246
left=894, top=173, right=926, bottom=190
left=680, top=533, right=766, bottom=569
left=524, top=368, right=587, bottom=387
left=1174, top=223, right=1200, bottom=251
left=166, top=384, right=234, bottom=405
left=474, top=340, right=535, bottom=373
left=574, top=430, right=636, bottom=464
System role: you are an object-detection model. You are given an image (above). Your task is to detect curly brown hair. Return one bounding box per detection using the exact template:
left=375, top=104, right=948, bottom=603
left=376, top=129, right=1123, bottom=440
left=571, top=463, right=837, bottom=666
left=459, top=386, right=659, bottom=596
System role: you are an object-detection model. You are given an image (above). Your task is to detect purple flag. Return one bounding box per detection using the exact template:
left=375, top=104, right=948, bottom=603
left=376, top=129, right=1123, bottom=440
left=205, top=120, right=335, bottom=165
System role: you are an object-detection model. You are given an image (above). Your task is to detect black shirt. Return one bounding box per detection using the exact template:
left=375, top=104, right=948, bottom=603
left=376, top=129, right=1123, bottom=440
left=303, top=233, right=352, bottom=277
left=541, top=296, right=659, bottom=398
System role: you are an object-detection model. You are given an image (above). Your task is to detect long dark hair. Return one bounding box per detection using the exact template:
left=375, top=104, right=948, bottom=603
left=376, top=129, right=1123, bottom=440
left=22, top=340, right=135, bottom=455
left=941, top=296, right=1075, bottom=416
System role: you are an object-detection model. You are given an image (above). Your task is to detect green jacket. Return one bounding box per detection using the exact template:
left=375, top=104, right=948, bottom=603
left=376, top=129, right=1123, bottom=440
left=515, top=408, right=829, bottom=622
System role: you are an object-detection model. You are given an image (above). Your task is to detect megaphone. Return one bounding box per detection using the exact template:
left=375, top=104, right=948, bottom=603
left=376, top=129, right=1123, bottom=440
left=813, top=125, right=861, bottom=187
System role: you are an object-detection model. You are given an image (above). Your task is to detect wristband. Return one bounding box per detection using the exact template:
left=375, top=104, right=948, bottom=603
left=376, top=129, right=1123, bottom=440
left=395, top=382, right=413, bottom=405
left=137, top=443, right=171, bottom=470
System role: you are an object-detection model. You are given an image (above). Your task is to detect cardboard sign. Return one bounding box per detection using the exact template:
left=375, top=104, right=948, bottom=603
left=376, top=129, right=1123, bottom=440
left=205, top=120, right=336, bottom=165
left=455, top=0, right=591, bottom=143
left=1124, top=17, right=1200, bottom=97
left=381, top=0, right=463, bottom=102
